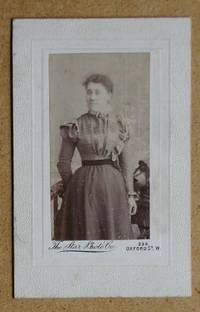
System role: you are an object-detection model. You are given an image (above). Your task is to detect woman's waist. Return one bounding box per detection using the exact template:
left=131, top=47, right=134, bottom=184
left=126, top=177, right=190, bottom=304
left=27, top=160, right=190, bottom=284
left=82, top=159, right=114, bottom=166
left=80, top=157, right=121, bottom=170
left=81, top=155, right=112, bottom=161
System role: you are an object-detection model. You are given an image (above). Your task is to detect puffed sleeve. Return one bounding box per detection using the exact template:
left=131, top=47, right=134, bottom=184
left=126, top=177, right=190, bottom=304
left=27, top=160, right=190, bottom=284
left=117, top=116, right=134, bottom=194
left=57, top=120, right=79, bottom=187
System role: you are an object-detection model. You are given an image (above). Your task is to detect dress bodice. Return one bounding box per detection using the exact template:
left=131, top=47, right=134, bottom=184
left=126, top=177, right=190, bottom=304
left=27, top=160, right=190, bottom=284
left=58, top=111, right=134, bottom=194
left=60, top=111, right=129, bottom=162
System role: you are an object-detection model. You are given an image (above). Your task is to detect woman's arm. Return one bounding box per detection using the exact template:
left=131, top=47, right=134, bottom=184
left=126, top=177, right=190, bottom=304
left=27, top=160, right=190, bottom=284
left=119, top=141, right=134, bottom=195
left=57, top=127, right=76, bottom=188
left=119, top=138, right=137, bottom=215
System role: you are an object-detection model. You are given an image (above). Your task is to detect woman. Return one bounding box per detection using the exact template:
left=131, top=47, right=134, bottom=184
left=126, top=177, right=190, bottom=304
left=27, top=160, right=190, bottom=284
left=54, top=74, right=137, bottom=240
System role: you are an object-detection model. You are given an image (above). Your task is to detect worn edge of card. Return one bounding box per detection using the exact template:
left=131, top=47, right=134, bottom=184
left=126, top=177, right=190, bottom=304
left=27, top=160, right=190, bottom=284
left=13, top=18, right=191, bottom=298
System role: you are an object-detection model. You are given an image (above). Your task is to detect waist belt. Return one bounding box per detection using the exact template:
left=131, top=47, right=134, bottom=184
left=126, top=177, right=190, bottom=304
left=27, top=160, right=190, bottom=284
left=82, top=159, right=115, bottom=166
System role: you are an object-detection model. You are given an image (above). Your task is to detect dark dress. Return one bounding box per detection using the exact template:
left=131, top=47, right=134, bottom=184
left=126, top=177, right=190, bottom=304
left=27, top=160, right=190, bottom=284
left=54, top=110, right=134, bottom=240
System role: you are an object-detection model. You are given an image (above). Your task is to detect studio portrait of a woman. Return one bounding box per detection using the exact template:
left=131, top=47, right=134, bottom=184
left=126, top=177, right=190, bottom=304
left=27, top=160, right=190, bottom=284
left=54, top=74, right=138, bottom=240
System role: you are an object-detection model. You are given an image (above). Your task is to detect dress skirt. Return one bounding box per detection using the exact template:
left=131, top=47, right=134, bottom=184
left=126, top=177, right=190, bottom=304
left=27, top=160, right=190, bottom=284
left=54, top=164, right=133, bottom=240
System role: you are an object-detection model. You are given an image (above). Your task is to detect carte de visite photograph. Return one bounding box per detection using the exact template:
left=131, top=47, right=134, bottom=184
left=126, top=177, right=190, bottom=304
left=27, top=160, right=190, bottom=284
left=13, top=18, right=191, bottom=297
left=49, top=53, right=150, bottom=241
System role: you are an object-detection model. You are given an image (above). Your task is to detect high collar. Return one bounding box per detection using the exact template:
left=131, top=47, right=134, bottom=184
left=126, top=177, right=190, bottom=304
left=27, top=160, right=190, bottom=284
left=88, top=109, right=111, bottom=119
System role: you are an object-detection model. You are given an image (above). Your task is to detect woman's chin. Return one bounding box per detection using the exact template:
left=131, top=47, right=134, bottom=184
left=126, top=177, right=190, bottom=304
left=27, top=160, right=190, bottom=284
left=88, top=104, right=100, bottom=111
left=88, top=104, right=112, bottom=113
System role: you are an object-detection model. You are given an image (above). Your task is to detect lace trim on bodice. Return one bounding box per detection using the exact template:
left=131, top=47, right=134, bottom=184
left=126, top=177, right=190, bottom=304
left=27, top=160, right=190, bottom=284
left=111, top=114, right=130, bottom=161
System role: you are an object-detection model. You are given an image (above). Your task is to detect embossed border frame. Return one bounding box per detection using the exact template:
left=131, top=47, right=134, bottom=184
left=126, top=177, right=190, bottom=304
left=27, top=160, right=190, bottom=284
left=32, top=40, right=168, bottom=267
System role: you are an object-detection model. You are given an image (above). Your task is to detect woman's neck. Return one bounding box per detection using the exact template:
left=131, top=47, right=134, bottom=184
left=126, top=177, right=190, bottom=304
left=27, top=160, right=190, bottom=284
left=88, top=104, right=112, bottom=115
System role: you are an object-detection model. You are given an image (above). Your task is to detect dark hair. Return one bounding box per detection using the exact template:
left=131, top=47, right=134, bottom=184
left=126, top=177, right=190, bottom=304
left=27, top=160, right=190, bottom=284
left=134, top=160, right=150, bottom=181
left=82, top=74, right=113, bottom=93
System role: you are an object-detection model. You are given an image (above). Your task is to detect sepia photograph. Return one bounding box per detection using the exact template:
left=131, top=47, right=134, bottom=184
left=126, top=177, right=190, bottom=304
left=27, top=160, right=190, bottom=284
left=49, top=53, right=150, bottom=241
left=13, top=18, right=190, bottom=297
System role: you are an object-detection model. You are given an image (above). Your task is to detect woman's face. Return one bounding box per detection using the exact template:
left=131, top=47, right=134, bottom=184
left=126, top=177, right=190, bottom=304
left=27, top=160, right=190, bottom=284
left=85, top=82, right=112, bottom=112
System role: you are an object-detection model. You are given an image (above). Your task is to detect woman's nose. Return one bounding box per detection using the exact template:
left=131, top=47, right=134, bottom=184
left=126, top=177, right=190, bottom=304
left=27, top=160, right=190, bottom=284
left=89, top=92, right=96, bottom=100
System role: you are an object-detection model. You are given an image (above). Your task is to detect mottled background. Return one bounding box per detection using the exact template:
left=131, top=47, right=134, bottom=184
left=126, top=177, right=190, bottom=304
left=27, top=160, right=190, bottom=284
left=49, top=53, right=149, bottom=185
left=0, top=0, right=199, bottom=311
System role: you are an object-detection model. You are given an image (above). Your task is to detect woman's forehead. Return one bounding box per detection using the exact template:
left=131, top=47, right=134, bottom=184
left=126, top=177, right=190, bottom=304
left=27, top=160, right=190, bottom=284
left=86, top=82, right=107, bottom=90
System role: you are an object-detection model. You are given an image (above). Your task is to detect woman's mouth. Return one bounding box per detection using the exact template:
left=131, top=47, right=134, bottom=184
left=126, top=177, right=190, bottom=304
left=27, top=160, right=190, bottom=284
left=89, top=101, right=98, bottom=106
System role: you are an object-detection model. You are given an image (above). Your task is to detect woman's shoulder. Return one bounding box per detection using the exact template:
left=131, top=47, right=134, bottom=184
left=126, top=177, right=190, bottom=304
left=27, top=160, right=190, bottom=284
left=60, top=118, right=79, bottom=141
left=76, top=112, right=90, bottom=123
left=59, top=113, right=90, bottom=141
left=115, top=112, right=129, bottom=125
left=115, top=113, right=130, bottom=128
left=114, top=113, right=131, bottom=142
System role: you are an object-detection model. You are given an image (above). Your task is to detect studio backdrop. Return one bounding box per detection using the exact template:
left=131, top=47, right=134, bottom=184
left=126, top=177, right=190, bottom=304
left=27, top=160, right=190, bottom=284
left=49, top=53, right=150, bottom=186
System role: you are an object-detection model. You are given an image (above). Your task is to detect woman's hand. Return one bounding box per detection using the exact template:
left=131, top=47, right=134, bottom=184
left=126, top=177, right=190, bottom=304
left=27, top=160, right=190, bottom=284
left=128, top=193, right=138, bottom=215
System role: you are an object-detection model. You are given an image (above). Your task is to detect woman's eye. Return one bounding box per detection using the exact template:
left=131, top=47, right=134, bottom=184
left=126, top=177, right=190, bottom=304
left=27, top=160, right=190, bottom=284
left=87, top=89, right=92, bottom=95
left=95, top=90, right=100, bottom=95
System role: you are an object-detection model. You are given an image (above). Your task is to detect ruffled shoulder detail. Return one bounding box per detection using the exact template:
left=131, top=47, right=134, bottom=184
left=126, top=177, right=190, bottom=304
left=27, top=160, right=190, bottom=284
left=116, top=114, right=130, bottom=142
left=60, top=119, right=79, bottom=143
left=111, top=114, right=130, bottom=162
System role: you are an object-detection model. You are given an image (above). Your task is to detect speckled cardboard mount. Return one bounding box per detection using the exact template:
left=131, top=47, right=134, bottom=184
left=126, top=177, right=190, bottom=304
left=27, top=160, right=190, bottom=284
left=13, top=18, right=190, bottom=298
left=0, top=1, right=199, bottom=310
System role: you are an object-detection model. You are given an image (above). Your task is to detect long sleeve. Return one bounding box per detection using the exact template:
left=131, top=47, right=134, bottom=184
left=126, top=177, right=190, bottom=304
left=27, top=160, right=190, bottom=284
left=57, top=126, right=77, bottom=187
left=119, top=140, right=134, bottom=194
left=117, top=115, right=134, bottom=194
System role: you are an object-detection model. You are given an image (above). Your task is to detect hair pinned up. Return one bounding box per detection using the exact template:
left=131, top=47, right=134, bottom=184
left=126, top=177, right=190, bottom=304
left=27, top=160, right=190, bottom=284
left=82, top=74, right=114, bottom=93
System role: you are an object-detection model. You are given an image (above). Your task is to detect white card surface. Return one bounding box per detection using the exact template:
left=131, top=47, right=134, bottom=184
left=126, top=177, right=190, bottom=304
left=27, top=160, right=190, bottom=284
left=13, top=18, right=191, bottom=297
